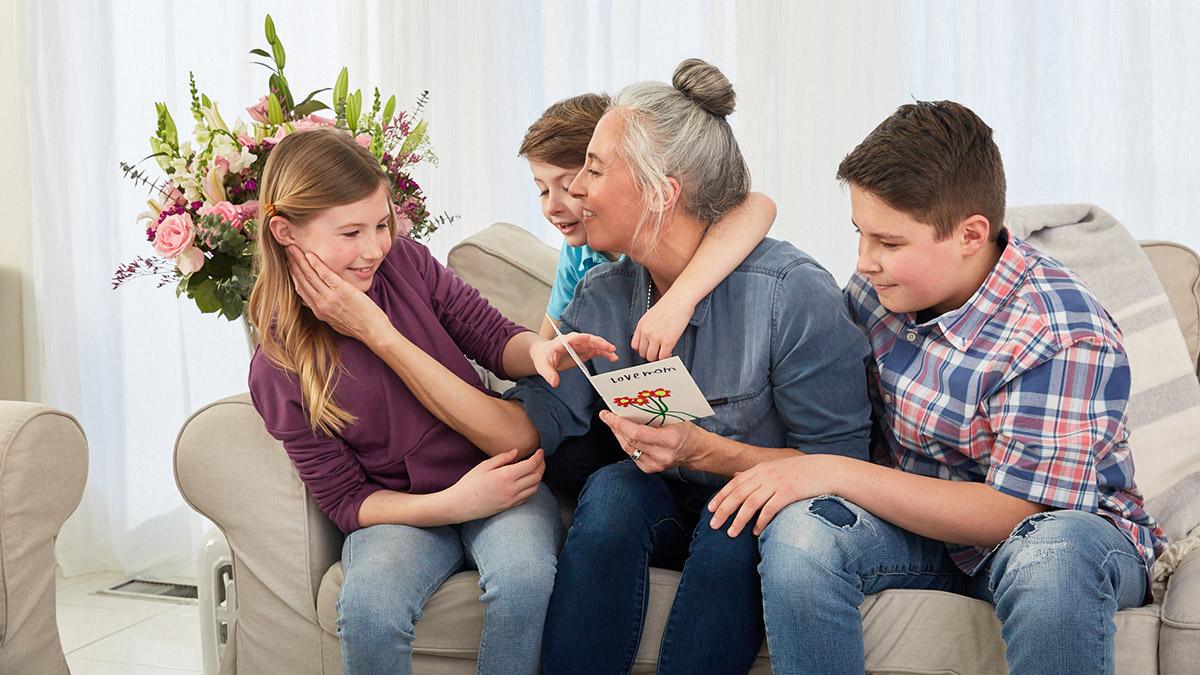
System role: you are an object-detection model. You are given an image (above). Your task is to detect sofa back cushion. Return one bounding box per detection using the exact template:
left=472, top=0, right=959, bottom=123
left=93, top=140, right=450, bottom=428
left=447, top=223, right=557, bottom=331
left=1141, top=241, right=1200, bottom=375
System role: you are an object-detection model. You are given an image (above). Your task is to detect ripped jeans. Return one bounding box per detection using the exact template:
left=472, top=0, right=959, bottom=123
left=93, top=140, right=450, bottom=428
left=757, top=497, right=1148, bottom=675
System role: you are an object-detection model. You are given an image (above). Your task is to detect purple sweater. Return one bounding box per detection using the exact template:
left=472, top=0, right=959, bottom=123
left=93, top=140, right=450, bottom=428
left=248, top=237, right=527, bottom=534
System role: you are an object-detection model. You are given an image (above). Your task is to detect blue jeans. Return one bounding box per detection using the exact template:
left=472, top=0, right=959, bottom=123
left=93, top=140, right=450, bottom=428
left=542, top=460, right=764, bottom=674
left=757, top=496, right=1149, bottom=675
left=337, top=483, right=562, bottom=675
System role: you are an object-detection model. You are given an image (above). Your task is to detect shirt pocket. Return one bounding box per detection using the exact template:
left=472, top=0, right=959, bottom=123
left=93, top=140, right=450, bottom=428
left=698, top=379, right=773, bottom=438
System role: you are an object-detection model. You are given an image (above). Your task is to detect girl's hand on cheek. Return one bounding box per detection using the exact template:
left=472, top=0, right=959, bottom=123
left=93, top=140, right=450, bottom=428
left=286, top=246, right=391, bottom=343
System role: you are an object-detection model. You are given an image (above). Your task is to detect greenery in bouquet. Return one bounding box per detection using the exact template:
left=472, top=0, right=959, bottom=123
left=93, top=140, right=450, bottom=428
left=113, top=15, right=455, bottom=320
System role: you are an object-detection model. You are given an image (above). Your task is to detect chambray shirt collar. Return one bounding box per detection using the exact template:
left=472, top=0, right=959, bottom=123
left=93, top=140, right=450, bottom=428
left=905, top=230, right=1026, bottom=353
left=631, top=267, right=713, bottom=328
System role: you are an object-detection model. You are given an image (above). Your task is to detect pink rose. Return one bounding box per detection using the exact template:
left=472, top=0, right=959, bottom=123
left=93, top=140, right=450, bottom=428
left=153, top=212, right=196, bottom=259
left=246, top=96, right=271, bottom=124
left=177, top=246, right=205, bottom=275
left=200, top=200, right=240, bottom=224
left=355, top=134, right=371, bottom=148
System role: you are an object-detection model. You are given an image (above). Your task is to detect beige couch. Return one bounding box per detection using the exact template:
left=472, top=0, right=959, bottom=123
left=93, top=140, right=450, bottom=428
left=0, top=402, right=88, bottom=674
left=175, top=217, right=1200, bottom=674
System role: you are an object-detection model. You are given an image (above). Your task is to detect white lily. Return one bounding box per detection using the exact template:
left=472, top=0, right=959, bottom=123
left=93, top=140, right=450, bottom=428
left=137, top=198, right=164, bottom=225
left=226, top=146, right=258, bottom=174
left=202, top=164, right=226, bottom=204
left=203, top=102, right=230, bottom=132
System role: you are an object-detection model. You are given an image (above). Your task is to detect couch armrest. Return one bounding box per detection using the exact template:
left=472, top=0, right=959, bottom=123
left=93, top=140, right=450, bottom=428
left=174, top=393, right=342, bottom=674
left=0, top=402, right=87, bottom=675
left=1160, top=541, right=1200, bottom=674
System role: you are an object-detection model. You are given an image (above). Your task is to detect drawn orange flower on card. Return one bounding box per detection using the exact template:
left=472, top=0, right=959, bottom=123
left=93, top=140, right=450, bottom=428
left=611, top=386, right=696, bottom=427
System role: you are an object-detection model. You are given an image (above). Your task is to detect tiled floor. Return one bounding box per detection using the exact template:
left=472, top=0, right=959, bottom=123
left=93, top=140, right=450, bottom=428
left=56, top=571, right=205, bottom=675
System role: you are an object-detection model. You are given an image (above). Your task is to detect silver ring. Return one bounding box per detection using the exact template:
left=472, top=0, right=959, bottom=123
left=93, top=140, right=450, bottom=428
left=631, top=447, right=643, bottom=461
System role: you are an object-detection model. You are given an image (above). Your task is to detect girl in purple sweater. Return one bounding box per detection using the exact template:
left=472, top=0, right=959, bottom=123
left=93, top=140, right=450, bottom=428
left=246, top=128, right=615, bottom=674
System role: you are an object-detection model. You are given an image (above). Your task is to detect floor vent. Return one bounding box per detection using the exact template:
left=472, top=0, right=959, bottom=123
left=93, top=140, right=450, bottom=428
left=100, top=579, right=199, bottom=603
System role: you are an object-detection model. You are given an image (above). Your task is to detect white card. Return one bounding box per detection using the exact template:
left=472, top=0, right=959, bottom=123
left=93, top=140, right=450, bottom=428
left=590, top=357, right=714, bottom=427
left=546, top=317, right=714, bottom=427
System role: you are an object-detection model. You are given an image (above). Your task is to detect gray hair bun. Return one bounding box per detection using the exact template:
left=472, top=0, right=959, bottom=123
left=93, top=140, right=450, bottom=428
left=672, top=58, right=736, bottom=117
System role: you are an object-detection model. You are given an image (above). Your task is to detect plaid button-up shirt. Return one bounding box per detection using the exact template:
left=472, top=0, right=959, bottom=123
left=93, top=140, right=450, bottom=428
left=844, top=232, right=1166, bottom=575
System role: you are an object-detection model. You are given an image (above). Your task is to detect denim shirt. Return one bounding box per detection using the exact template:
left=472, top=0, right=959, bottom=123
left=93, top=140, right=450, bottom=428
left=505, top=238, right=873, bottom=487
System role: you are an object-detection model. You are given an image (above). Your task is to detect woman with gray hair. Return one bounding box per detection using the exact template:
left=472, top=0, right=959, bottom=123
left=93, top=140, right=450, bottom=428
left=505, top=59, right=873, bottom=673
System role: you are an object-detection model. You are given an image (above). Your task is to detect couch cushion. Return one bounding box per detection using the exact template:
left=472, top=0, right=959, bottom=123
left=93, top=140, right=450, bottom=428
left=446, top=222, right=557, bottom=332
left=317, top=563, right=772, bottom=672
left=860, top=589, right=1160, bottom=675
left=1160, top=543, right=1200, bottom=673
left=316, top=562, right=1158, bottom=674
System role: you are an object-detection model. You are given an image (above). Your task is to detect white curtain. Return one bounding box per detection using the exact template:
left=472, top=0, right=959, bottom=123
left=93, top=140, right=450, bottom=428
left=734, top=0, right=1200, bottom=283
left=24, top=0, right=1200, bottom=579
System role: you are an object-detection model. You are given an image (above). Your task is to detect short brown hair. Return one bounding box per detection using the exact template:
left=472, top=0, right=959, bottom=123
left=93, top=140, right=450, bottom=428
left=837, top=100, right=1006, bottom=240
left=519, top=93, right=610, bottom=168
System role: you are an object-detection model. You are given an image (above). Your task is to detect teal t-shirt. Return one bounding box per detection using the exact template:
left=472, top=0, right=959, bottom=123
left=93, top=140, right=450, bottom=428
left=546, top=243, right=621, bottom=320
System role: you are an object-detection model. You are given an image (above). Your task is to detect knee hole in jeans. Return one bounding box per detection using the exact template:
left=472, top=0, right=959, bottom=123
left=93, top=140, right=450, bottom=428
left=1012, top=511, right=1054, bottom=539
left=807, top=496, right=857, bottom=529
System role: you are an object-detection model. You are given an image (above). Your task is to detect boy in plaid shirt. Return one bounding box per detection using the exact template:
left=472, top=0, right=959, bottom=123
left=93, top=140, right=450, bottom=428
left=707, top=101, right=1165, bottom=674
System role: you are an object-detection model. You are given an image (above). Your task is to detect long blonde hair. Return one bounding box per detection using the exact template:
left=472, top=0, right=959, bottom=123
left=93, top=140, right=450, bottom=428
left=247, top=128, right=396, bottom=436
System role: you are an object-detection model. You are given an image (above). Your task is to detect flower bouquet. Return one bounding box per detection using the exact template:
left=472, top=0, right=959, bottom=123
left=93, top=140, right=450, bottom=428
left=112, top=14, right=454, bottom=320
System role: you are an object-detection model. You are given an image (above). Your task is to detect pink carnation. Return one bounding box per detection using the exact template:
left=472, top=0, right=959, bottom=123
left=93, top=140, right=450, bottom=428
left=153, top=212, right=196, bottom=259
left=236, top=200, right=260, bottom=223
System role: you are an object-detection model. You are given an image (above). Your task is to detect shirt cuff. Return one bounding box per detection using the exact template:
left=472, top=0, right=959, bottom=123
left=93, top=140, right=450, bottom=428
left=503, top=382, right=568, bottom=454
